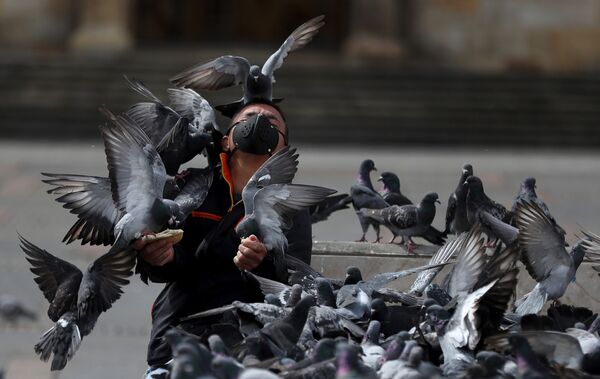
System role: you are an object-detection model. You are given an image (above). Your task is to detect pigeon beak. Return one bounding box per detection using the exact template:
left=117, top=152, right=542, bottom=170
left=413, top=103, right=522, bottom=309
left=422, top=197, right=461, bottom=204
left=377, top=176, right=383, bottom=182
left=435, top=199, right=441, bottom=204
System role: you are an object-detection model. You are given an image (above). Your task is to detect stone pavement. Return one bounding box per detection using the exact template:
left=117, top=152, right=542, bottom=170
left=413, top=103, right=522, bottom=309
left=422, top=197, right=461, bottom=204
left=0, top=140, right=599, bottom=378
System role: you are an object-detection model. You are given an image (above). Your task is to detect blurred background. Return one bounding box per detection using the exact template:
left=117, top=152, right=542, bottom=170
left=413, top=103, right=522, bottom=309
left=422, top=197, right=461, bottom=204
left=1, top=1, right=600, bottom=378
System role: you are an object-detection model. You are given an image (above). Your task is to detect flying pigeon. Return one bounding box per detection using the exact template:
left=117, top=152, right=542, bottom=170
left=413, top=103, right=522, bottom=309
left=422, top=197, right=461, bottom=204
left=170, top=15, right=325, bottom=114
left=358, top=192, right=441, bottom=253
left=513, top=200, right=587, bottom=315
left=124, top=76, right=217, bottom=175
left=350, top=159, right=388, bottom=242
left=445, top=163, right=473, bottom=235
left=235, top=146, right=336, bottom=282
left=20, top=235, right=135, bottom=370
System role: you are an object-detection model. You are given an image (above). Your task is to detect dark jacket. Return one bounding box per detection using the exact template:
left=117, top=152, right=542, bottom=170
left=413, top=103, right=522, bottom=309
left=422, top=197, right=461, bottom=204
left=142, top=154, right=312, bottom=366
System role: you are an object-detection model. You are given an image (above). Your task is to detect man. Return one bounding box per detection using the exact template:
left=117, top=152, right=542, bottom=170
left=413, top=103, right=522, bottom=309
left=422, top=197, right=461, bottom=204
left=135, top=101, right=312, bottom=378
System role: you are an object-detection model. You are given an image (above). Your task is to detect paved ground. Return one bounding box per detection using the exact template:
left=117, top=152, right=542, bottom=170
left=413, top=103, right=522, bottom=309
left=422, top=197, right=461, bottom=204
left=0, top=140, right=599, bottom=378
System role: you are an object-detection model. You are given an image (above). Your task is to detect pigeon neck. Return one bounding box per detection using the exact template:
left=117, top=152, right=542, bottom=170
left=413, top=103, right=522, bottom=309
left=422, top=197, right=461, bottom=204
left=417, top=201, right=437, bottom=224
left=357, top=169, right=374, bottom=190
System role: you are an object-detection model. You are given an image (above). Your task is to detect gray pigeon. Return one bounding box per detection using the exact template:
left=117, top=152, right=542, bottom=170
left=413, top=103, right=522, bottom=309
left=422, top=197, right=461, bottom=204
left=124, top=77, right=216, bottom=176
left=513, top=200, right=587, bottom=315
left=350, top=159, right=388, bottom=242
left=358, top=192, right=441, bottom=253
left=20, top=235, right=135, bottom=370
left=41, top=167, right=211, bottom=248
left=512, top=177, right=566, bottom=241
left=236, top=147, right=336, bottom=282
left=445, top=163, right=473, bottom=235
left=464, top=176, right=516, bottom=246
left=378, top=172, right=446, bottom=246
left=170, top=16, right=325, bottom=106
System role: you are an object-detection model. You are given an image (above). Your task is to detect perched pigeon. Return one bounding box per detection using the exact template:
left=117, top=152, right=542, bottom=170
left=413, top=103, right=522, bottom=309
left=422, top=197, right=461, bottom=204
left=445, top=163, right=473, bottom=235
left=335, top=342, right=377, bottom=379
left=361, top=320, right=385, bottom=369
left=163, top=328, right=215, bottom=379
left=464, top=176, right=516, bottom=246
left=378, top=172, right=411, bottom=207
left=513, top=200, right=587, bottom=315
left=350, top=159, right=388, bottom=242
left=378, top=172, right=446, bottom=246
left=20, top=235, right=135, bottom=370
left=170, top=15, right=325, bottom=111
left=236, top=146, right=336, bottom=281
left=124, top=77, right=216, bottom=175
left=309, top=193, right=352, bottom=224
left=358, top=193, right=441, bottom=253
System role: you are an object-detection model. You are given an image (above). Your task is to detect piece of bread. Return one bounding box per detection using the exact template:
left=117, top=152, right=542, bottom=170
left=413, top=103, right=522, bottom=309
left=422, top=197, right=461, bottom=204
left=141, top=229, right=184, bottom=244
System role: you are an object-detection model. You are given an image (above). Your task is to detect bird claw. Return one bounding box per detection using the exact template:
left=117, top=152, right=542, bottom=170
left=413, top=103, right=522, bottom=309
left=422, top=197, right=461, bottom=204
left=175, top=169, right=191, bottom=184
left=551, top=299, right=562, bottom=308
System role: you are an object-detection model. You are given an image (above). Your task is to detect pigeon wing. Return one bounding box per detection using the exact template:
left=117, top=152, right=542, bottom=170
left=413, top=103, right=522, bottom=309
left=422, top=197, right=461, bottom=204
left=100, top=108, right=166, bottom=214
left=42, top=173, right=120, bottom=246
left=167, top=87, right=217, bottom=130
left=515, top=200, right=571, bottom=282
left=173, top=168, right=213, bottom=221
left=364, top=262, right=451, bottom=291
left=19, top=235, right=82, bottom=320
left=446, top=225, right=488, bottom=298
left=170, top=55, right=251, bottom=90
left=262, top=15, right=325, bottom=77
left=409, top=232, right=465, bottom=295
left=77, top=246, right=136, bottom=333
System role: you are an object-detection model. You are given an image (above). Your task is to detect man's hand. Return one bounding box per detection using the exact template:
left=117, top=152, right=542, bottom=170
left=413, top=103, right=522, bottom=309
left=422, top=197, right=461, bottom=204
left=133, top=239, right=174, bottom=266
left=234, top=235, right=267, bottom=271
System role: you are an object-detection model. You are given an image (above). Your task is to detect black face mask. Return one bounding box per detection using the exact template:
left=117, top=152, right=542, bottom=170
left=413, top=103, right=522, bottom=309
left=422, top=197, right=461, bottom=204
left=230, top=113, right=285, bottom=156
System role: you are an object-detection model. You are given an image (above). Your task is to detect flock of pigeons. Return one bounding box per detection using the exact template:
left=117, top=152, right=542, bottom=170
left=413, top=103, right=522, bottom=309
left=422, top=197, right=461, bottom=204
left=8, top=12, right=600, bottom=379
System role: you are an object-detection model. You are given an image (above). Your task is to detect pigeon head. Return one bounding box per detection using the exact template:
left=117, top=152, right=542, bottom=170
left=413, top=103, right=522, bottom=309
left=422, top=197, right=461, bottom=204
left=378, top=171, right=400, bottom=193
left=312, top=338, right=336, bottom=361
left=250, top=65, right=262, bottom=78
left=381, top=335, right=406, bottom=362
left=211, top=355, right=243, bottom=379
left=360, top=159, right=377, bottom=173
left=264, top=294, right=282, bottom=306
left=370, top=298, right=390, bottom=323
left=421, top=192, right=441, bottom=205
left=315, top=278, right=336, bottom=307
left=425, top=304, right=450, bottom=332
left=335, top=343, right=362, bottom=373
left=208, top=334, right=229, bottom=356
left=362, top=320, right=381, bottom=344
left=235, top=216, right=261, bottom=241
left=462, top=163, right=474, bottom=176
left=286, top=284, right=303, bottom=307
left=407, top=346, right=424, bottom=368
left=465, top=176, right=485, bottom=194
left=344, top=266, right=363, bottom=285
left=523, top=177, right=536, bottom=189
left=150, top=198, right=177, bottom=228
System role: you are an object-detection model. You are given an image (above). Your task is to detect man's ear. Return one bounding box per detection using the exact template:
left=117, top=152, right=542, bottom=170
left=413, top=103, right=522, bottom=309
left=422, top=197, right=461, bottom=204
left=221, top=134, right=230, bottom=152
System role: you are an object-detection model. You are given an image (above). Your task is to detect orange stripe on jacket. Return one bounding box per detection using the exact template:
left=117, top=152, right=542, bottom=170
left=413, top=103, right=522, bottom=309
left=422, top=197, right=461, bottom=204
left=191, top=211, right=223, bottom=221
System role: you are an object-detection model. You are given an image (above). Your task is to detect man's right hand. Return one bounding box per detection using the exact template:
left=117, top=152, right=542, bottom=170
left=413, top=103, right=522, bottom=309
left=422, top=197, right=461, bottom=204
left=133, top=239, right=175, bottom=266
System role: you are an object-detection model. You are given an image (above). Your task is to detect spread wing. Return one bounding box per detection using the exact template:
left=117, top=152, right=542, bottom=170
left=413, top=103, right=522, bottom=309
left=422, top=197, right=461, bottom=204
left=77, top=246, right=136, bottom=331
left=363, top=262, right=451, bottom=291
left=170, top=55, right=251, bottom=90
left=262, top=15, right=325, bottom=77
left=100, top=107, right=166, bottom=215
left=409, top=232, right=465, bottom=295
left=166, top=87, right=217, bottom=130
left=42, top=173, right=120, bottom=246
left=241, top=146, right=299, bottom=215
left=514, top=200, right=571, bottom=282
left=19, top=235, right=82, bottom=321
left=447, top=225, right=488, bottom=298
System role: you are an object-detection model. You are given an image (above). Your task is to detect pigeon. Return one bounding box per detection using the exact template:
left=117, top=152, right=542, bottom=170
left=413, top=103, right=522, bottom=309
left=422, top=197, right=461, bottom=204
left=100, top=107, right=205, bottom=249
left=170, top=15, right=325, bottom=110
left=309, top=193, right=352, bottom=224
left=445, top=163, right=473, bottom=235
left=335, top=342, right=377, bottom=379
left=361, top=320, right=385, bottom=369
left=378, top=172, right=446, bottom=246
left=20, top=235, right=135, bottom=370
left=124, top=76, right=216, bottom=176
left=350, top=159, right=388, bottom=242
left=41, top=166, right=211, bottom=248
left=512, top=177, right=566, bottom=240
left=513, top=200, right=587, bottom=315
left=0, top=295, right=37, bottom=324
left=280, top=338, right=336, bottom=379
left=236, top=146, right=336, bottom=282
left=163, top=328, right=216, bottom=379
left=358, top=193, right=441, bottom=253
left=378, top=172, right=411, bottom=207
left=464, top=176, right=516, bottom=246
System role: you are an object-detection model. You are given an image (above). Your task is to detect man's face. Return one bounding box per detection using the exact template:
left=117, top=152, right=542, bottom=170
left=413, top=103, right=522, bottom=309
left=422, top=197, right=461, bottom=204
left=221, top=103, right=287, bottom=155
